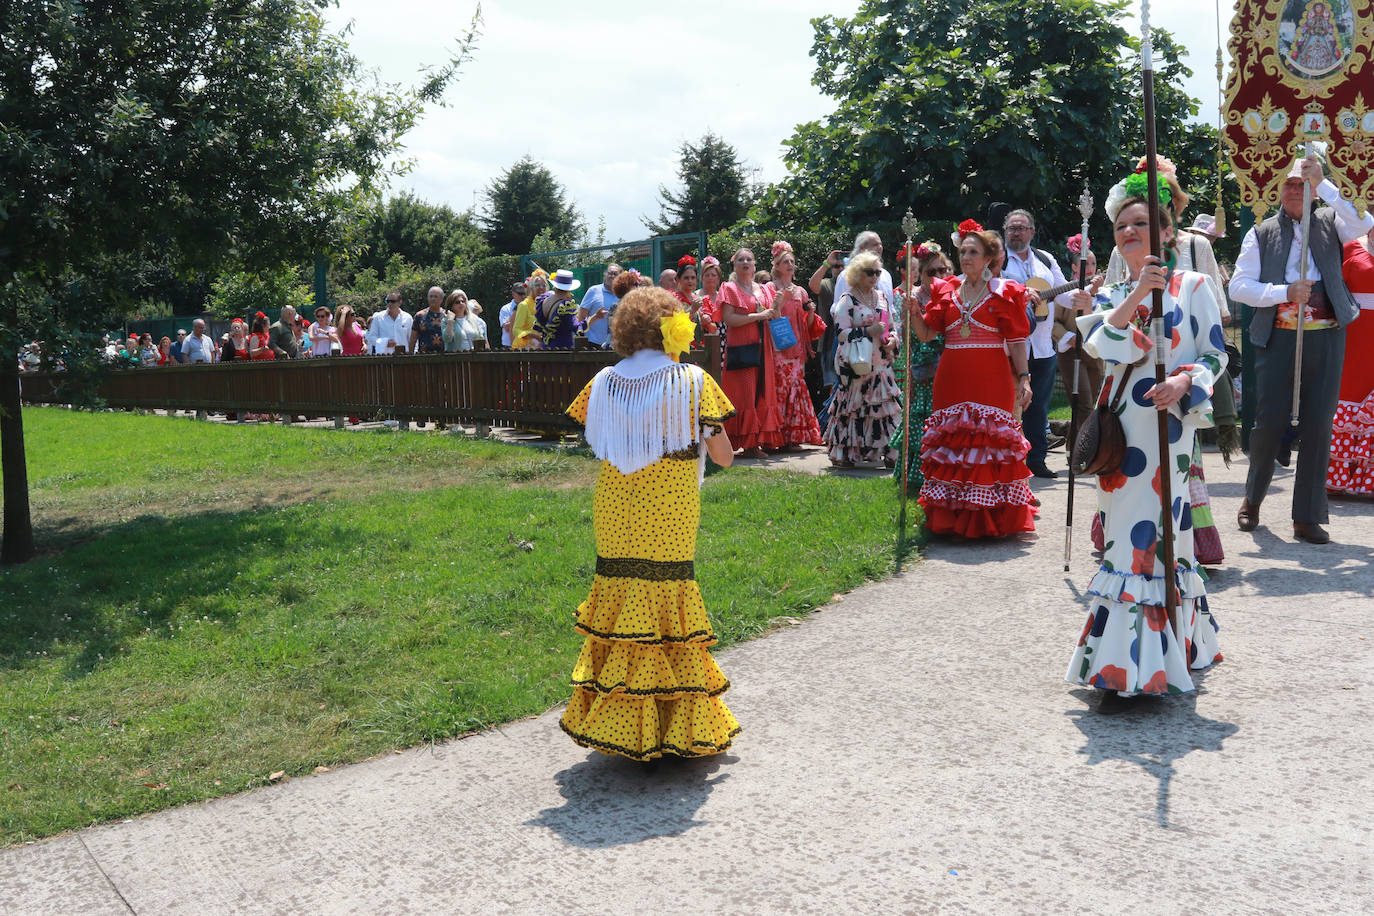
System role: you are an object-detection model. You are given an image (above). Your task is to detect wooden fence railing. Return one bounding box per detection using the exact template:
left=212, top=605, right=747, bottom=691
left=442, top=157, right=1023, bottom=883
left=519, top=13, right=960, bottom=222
left=20, top=338, right=723, bottom=430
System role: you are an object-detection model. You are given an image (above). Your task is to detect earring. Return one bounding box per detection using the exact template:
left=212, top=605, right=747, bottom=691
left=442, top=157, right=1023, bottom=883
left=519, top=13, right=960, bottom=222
left=981, top=267, right=993, bottom=282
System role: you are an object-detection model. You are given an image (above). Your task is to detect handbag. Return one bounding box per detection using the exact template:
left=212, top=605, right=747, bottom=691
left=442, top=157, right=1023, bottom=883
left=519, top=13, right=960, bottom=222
left=846, top=334, right=875, bottom=377
left=1072, top=361, right=1135, bottom=476
left=726, top=341, right=761, bottom=369
left=768, top=314, right=797, bottom=351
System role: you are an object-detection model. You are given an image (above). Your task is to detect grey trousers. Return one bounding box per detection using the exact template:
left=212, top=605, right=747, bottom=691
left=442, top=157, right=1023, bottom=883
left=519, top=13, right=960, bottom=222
left=1246, top=326, right=1345, bottom=523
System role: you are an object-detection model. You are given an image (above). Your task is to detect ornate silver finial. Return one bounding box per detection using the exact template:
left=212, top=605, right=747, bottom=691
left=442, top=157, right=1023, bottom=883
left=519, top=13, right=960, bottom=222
left=900, top=208, right=918, bottom=241
left=1141, top=0, right=1153, bottom=70
left=1077, top=183, right=1093, bottom=222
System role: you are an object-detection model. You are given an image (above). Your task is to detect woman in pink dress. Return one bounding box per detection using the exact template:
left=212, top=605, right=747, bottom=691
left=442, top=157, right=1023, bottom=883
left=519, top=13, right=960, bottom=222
left=336, top=306, right=366, bottom=356
left=767, top=240, right=824, bottom=447
left=1328, top=230, right=1374, bottom=496
left=720, top=248, right=784, bottom=456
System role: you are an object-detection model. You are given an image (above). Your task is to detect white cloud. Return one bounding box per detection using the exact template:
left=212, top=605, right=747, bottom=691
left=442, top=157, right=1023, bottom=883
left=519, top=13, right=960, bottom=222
left=328, top=0, right=1233, bottom=243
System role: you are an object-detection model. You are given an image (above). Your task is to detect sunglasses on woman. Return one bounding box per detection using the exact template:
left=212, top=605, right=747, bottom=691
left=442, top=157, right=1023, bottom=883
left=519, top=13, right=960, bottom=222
left=926, top=267, right=950, bottom=277
left=862, top=268, right=882, bottom=277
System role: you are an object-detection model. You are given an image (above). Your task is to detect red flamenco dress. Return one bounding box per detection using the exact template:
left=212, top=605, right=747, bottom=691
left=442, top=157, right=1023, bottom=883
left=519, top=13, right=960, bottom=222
left=768, top=282, right=825, bottom=446
left=918, top=277, right=1037, bottom=537
left=1327, top=238, right=1374, bottom=496
left=719, top=280, right=784, bottom=450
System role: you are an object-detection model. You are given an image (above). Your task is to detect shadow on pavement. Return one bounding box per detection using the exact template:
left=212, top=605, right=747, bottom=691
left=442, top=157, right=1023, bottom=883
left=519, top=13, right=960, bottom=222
left=1228, top=527, right=1374, bottom=598
left=525, top=752, right=735, bottom=848
left=1064, top=677, right=1238, bottom=829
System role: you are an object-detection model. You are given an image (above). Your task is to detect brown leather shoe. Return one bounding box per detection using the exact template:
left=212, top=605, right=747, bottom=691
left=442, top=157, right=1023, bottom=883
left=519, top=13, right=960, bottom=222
left=1237, top=499, right=1259, bottom=532
left=1293, top=522, right=1330, bottom=544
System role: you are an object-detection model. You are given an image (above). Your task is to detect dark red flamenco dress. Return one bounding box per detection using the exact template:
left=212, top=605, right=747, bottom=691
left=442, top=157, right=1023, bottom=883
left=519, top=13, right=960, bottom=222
left=719, top=281, right=784, bottom=451
left=917, top=277, right=1037, bottom=538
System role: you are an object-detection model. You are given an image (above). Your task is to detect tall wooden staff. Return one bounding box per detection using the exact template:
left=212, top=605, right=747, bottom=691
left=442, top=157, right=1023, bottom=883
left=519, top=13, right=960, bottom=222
left=1063, top=183, right=1093, bottom=572
left=1140, top=1, right=1180, bottom=632
left=898, top=208, right=918, bottom=539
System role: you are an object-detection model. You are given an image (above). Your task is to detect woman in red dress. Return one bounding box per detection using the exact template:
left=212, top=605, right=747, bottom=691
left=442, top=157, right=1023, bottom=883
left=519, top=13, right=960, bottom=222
left=719, top=248, right=784, bottom=457
left=672, top=256, right=715, bottom=341
left=906, top=227, right=1036, bottom=538
left=767, top=240, right=824, bottom=448
left=247, top=312, right=275, bottom=360
left=697, top=256, right=724, bottom=332
left=1328, top=229, right=1374, bottom=496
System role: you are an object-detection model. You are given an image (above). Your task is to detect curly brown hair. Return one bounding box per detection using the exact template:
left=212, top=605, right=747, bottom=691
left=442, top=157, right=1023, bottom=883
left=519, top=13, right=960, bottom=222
left=610, top=287, right=680, bottom=357
left=611, top=269, right=639, bottom=299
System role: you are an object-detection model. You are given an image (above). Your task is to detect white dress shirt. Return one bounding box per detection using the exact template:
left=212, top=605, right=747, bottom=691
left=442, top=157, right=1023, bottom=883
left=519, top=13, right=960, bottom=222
left=1001, top=246, right=1066, bottom=359
left=499, top=300, right=517, bottom=347
left=1229, top=180, right=1374, bottom=308
left=365, top=309, right=414, bottom=354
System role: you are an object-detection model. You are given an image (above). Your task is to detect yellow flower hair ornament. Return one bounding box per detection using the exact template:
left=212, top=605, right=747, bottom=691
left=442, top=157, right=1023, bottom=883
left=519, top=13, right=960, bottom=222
left=660, top=311, right=695, bottom=362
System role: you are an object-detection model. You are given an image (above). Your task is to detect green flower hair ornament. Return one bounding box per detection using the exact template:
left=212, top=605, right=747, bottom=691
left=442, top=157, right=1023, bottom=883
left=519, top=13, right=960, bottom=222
left=1104, top=171, right=1174, bottom=222
left=1122, top=172, right=1171, bottom=209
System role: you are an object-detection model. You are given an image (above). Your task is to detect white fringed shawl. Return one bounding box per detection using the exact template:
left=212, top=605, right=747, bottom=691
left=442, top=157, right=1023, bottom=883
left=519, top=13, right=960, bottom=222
left=584, top=350, right=709, bottom=484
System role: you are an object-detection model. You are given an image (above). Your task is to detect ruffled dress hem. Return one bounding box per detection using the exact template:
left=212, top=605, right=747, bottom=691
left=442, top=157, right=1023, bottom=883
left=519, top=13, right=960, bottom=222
left=1327, top=395, right=1374, bottom=496
left=1067, top=567, right=1222, bottom=697
left=918, top=402, right=1036, bottom=537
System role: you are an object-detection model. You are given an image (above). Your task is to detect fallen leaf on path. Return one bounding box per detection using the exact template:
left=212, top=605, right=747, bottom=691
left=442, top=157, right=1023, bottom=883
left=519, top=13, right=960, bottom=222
left=268, top=771, right=286, bottom=782
left=313, top=766, right=330, bottom=773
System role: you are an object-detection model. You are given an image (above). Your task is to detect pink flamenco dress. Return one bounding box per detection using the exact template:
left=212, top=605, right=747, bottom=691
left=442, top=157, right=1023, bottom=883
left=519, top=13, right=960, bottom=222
left=1326, top=238, right=1374, bottom=497
left=917, top=278, right=1037, bottom=538
left=720, top=281, right=784, bottom=451
left=768, top=282, right=825, bottom=446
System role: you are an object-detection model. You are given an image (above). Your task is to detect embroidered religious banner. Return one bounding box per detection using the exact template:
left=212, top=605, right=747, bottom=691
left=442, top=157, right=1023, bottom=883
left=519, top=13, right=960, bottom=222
left=1223, top=0, right=1374, bottom=218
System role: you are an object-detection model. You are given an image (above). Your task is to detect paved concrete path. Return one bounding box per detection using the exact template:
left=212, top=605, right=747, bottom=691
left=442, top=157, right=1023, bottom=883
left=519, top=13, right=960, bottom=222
left=4, top=448, right=1372, bottom=914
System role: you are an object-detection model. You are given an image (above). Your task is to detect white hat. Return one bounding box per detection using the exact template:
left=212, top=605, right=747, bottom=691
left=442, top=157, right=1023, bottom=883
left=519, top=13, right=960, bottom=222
left=1286, top=140, right=1329, bottom=180
left=550, top=269, right=581, bottom=292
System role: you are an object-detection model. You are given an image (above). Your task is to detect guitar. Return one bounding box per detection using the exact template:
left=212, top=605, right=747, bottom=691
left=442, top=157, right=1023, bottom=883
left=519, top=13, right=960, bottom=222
left=1024, top=274, right=1104, bottom=317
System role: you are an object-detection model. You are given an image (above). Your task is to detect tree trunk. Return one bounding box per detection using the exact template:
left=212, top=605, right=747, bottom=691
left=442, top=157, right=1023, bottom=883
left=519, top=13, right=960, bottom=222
left=1, top=359, right=35, bottom=564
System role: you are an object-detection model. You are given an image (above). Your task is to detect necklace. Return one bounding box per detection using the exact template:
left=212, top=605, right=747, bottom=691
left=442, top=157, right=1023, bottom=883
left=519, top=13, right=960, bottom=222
left=957, top=281, right=986, bottom=337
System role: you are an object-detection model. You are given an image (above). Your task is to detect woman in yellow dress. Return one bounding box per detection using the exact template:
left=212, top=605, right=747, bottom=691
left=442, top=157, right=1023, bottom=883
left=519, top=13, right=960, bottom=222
left=562, top=286, right=741, bottom=760
left=511, top=270, right=548, bottom=350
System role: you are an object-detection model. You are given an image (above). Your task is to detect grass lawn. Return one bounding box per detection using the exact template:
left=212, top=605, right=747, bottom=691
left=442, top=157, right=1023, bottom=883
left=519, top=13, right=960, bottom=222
left=1, top=409, right=910, bottom=844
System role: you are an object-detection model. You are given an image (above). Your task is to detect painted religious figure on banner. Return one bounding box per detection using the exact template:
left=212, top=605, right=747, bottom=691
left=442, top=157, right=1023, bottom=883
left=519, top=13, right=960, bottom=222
left=1280, top=0, right=1354, bottom=79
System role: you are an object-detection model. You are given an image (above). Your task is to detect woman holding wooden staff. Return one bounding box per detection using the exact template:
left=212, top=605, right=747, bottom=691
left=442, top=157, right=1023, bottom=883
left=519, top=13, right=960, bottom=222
left=1065, top=176, right=1228, bottom=709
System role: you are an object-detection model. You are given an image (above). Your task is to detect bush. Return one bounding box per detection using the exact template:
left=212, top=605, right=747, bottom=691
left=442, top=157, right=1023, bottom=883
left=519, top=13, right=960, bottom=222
left=204, top=265, right=312, bottom=321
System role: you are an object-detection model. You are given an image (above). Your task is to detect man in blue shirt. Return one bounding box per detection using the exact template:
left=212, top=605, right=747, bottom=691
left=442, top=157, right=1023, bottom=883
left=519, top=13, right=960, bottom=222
left=171, top=328, right=188, bottom=364
left=578, top=263, right=623, bottom=348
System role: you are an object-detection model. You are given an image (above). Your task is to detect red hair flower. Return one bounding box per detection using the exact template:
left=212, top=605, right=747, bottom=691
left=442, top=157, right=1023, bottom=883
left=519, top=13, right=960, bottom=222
left=957, top=219, right=983, bottom=239
left=1066, top=234, right=1084, bottom=255
left=677, top=254, right=697, bottom=269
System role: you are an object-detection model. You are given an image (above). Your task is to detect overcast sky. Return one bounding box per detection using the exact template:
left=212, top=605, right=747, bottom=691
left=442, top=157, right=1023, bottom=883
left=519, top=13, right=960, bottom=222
left=326, top=0, right=1232, bottom=244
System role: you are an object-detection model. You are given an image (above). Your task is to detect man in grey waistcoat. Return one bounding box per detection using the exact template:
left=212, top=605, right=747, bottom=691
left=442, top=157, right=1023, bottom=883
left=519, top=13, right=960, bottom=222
left=1229, top=153, right=1373, bottom=544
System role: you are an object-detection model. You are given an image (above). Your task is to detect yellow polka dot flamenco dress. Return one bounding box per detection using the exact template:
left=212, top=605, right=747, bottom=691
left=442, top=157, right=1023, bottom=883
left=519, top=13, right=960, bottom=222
left=561, top=352, right=741, bottom=760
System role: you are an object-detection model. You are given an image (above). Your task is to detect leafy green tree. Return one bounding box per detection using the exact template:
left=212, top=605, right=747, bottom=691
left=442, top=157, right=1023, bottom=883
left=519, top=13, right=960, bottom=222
left=766, top=0, right=1212, bottom=252
left=646, top=133, right=755, bottom=235
left=482, top=156, right=584, bottom=255
left=205, top=266, right=313, bottom=321
left=352, top=193, right=490, bottom=275
left=0, top=0, right=478, bottom=562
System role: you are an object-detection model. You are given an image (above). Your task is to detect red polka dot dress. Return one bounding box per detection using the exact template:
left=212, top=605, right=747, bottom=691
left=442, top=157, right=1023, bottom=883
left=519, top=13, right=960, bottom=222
left=1327, top=238, right=1374, bottom=496
left=917, top=277, right=1036, bottom=537
left=561, top=354, right=740, bottom=760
